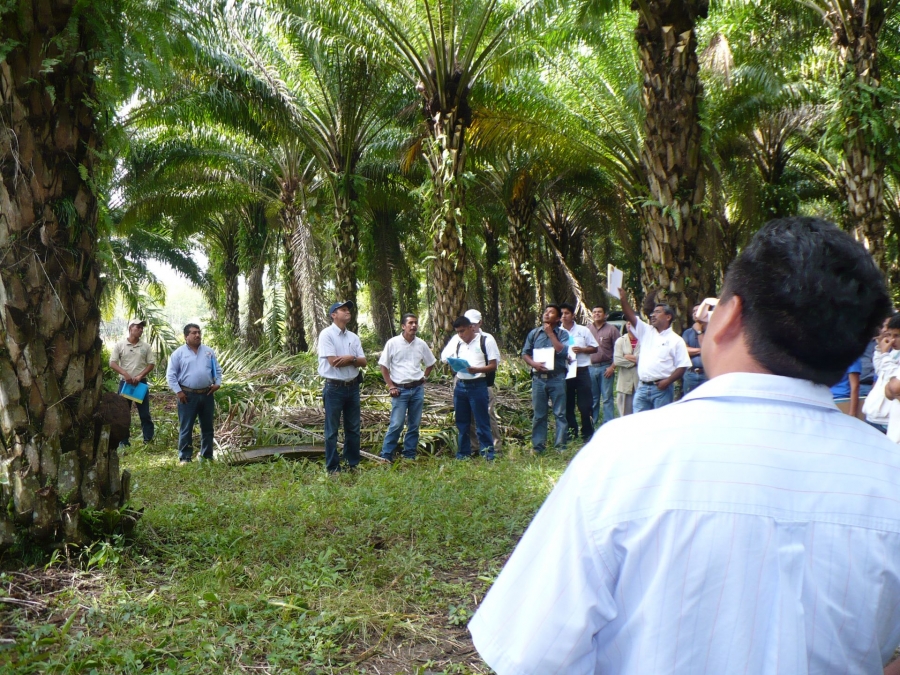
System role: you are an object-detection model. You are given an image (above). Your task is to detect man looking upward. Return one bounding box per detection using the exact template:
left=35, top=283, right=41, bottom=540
left=318, top=301, right=368, bottom=475
left=470, top=217, right=900, bottom=675
left=618, top=291, right=691, bottom=412
left=521, top=305, right=570, bottom=453
left=587, top=304, right=620, bottom=425
left=378, top=314, right=436, bottom=462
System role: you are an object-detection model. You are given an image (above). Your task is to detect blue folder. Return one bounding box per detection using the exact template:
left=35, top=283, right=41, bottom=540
left=120, top=381, right=149, bottom=404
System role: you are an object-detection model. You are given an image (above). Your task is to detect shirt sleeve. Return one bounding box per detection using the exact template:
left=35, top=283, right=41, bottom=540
left=441, top=336, right=458, bottom=363
left=110, top=342, right=122, bottom=364
left=144, top=344, right=156, bottom=367
left=378, top=341, right=392, bottom=369
left=422, top=344, right=437, bottom=367
left=521, top=330, right=535, bottom=358
left=352, top=335, right=365, bottom=359
left=318, top=329, right=337, bottom=358
left=556, top=328, right=570, bottom=352
left=469, top=462, right=619, bottom=674
left=211, top=352, right=223, bottom=386
left=849, top=357, right=862, bottom=375
left=166, top=349, right=181, bottom=393
left=584, top=328, right=599, bottom=348
left=630, top=316, right=650, bottom=342
left=673, top=336, right=693, bottom=369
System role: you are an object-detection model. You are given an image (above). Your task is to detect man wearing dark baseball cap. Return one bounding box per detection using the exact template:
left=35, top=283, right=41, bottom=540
left=317, top=301, right=367, bottom=474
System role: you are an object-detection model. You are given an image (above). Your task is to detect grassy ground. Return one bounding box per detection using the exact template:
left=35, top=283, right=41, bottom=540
left=1, top=402, right=578, bottom=674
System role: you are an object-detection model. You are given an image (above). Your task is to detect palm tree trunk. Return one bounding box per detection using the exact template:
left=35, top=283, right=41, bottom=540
left=834, top=5, right=887, bottom=271
left=334, top=183, right=359, bottom=332
left=506, top=207, right=535, bottom=350
left=0, top=3, right=129, bottom=548
left=223, top=253, right=241, bottom=338
left=423, top=105, right=469, bottom=347
left=370, top=211, right=397, bottom=344
left=633, top=0, right=708, bottom=331
left=245, top=262, right=265, bottom=349
left=282, top=237, right=309, bottom=354
left=483, top=218, right=502, bottom=344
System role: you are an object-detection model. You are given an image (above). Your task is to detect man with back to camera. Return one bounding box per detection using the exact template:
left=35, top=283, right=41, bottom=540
left=619, top=290, right=691, bottom=412
left=560, top=303, right=598, bottom=442
left=521, top=304, right=570, bottom=453
left=469, top=217, right=900, bottom=675
left=318, top=301, right=368, bottom=474
left=378, top=313, right=436, bottom=462
left=166, top=324, right=222, bottom=464
left=110, top=318, right=155, bottom=448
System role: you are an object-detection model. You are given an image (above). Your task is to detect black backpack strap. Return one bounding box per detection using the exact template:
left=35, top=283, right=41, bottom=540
left=480, top=335, right=488, bottom=362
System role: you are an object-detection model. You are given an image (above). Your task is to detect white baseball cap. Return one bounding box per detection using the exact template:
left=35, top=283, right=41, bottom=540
left=464, top=309, right=482, bottom=323
left=127, top=319, right=146, bottom=328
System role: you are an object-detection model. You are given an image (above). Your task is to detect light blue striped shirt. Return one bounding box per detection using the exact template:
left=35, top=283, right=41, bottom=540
left=470, top=372, right=900, bottom=674
left=166, top=344, right=222, bottom=393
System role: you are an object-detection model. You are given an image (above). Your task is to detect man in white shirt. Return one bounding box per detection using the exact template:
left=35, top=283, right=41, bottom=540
left=441, top=316, right=499, bottom=460
left=469, top=217, right=900, bottom=675
left=318, top=301, right=368, bottom=474
left=458, top=309, right=502, bottom=449
left=618, top=291, right=691, bottom=412
left=378, top=314, right=436, bottom=461
left=560, top=303, right=599, bottom=442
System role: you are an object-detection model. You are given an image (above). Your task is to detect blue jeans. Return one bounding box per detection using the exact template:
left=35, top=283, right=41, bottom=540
left=454, top=380, right=494, bottom=460
left=633, top=381, right=675, bottom=413
left=380, top=384, right=425, bottom=460
left=532, top=374, right=567, bottom=452
left=177, top=391, right=215, bottom=461
left=323, top=382, right=361, bottom=473
left=590, top=363, right=616, bottom=425
left=683, top=370, right=708, bottom=395
left=118, top=379, right=154, bottom=445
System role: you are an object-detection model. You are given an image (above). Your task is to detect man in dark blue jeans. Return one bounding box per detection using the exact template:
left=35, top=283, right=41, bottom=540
left=521, top=305, right=571, bottom=453
left=166, top=324, right=222, bottom=463
left=318, top=301, right=368, bottom=474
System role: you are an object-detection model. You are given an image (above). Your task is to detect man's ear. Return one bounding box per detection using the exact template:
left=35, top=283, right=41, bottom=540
left=708, top=294, right=744, bottom=345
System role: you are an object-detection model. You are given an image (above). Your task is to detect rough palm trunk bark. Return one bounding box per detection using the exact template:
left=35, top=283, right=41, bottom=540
left=282, top=238, right=308, bottom=354
left=422, top=83, right=470, bottom=348
left=370, top=211, right=397, bottom=345
left=506, top=205, right=536, bottom=350
left=223, top=253, right=241, bottom=338
left=832, top=3, right=887, bottom=271
left=482, top=218, right=502, bottom=344
left=0, top=2, right=130, bottom=548
left=245, top=262, right=265, bottom=349
left=334, top=183, right=359, bottom=333
left=632, top=0, right=709, bottom=331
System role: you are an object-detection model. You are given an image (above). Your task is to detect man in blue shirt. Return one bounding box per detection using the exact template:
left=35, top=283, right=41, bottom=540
left=166, top=324, right=222, bottom=463
left=521, top=304, right=570, bottom=453
left=831, top=356, right=862, bottom=418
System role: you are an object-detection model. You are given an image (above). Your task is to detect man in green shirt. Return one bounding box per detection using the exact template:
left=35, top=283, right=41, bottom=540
left=110, top=319, right=155, bottom=447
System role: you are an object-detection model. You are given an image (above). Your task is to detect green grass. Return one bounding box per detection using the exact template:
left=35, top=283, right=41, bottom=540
left=1, top=407, right=575, bottom=674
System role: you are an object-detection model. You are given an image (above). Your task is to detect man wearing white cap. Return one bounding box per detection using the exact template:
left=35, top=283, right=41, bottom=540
left=457, top=309, right=501, bottom=448
left=110, top=319, right=155, bottom=447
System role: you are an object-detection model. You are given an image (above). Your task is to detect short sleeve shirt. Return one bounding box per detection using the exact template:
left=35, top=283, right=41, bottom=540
left=630, top=318, right=692, bottom=381
left=588, top=322, right=621, bottom=364
left=317, top=323, right=365, bottom=381
left=378, top=335, right=436, bottom=384
left=441, top=333, right=501, bottom=380
left=564, top=324, right=600, bottom=368
left=522, top=326, right=570, bottom=375
left=110, top=339, right=154, bottom=378
left=830, top=357, right=862, bottom=398
left=682, top=327, right=703, bottom=369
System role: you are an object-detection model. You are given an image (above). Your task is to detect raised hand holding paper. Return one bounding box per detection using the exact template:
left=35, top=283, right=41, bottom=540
left=607, top=264, right=624, bottom=298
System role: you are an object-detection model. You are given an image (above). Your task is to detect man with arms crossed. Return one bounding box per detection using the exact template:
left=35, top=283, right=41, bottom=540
left=470, top=217, right=900, bottom=674
left=378, top=314, right=436, bottom=461
left=110, top=318, right=155, bottom=448
left=619, top=292, right=691, bottom=412
left=318, top=301, right=367, bottom=474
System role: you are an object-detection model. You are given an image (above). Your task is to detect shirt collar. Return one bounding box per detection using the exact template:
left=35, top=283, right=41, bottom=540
left=680, top=372, right=838, bottom=411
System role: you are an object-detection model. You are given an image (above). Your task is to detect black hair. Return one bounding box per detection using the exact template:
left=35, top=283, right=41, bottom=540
left=452, top=316, right=472, bottom=329
left=592, top=303, right=608, bottom=313
left=401, top=313, right=417, bottom=325
left=544, top=304, right=562, bottom=318
left=721, top=217, right=891, bottom=385
left=654, top=304, right=675, bottom=319
left=887, top=314, right=900, bottom=331
left=183, top=323, right=200, bottom=337
left=559, top=303, right=576, bottom=314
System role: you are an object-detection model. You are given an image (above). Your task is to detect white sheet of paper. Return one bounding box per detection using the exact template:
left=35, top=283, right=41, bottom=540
left=566, top=358, right=578, bottom=379
left=607, top=264, right=624, bottom=298
left=533, top=347, right=555, bottom=372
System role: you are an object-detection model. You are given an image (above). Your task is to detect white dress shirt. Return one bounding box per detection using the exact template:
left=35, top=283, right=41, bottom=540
left=441, top=332, right=500, bottom=380
left=563, top=323, right=600, bottom=368
left=630, top=317, right=691, bottom=382
left=470, top=372, right=900, bottom=675
left=378, top=335, right=436, bottom=384
left=317, top=323, right=365, bottom=381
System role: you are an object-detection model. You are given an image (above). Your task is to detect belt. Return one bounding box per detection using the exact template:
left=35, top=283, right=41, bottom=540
left=690, top=367, right=705, bottom=374
left=533, top=372, right=562, bottom=380
left=396, top=379, right=425, bottom=389
left=325, top=378, right=359, bottom=388
left=180, top=385, right=211, bottom=394
left=592, top=361, right=613, bottom=367
left=457, top=377, right=487, bottom=387
left=640, top=379, right=661, bottom=385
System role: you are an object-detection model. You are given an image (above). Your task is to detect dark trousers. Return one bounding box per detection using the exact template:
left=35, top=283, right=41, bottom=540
left=118, top=379, right=154, bottom=445
left=323, top=382, right=361, bottom=473
left=566, top=367, right=594, bottom=441
left=453, top=380, right=494, bottom=460
left=177, top=391, right=215, bottom=461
